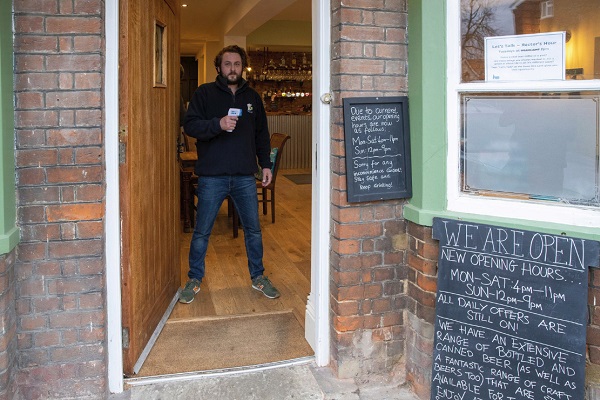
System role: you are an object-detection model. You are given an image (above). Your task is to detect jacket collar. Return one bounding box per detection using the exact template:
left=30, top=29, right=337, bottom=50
left=215, top=74, right=248, bottom=94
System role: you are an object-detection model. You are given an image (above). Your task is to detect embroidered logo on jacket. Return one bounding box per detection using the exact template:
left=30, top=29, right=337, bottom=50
left=247, top=103, right=254, bottom=113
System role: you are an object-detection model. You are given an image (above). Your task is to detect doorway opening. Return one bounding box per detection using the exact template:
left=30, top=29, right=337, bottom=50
left=130, top=0, right=317, bottom=378
left=108, top=0, right=330, bottom=390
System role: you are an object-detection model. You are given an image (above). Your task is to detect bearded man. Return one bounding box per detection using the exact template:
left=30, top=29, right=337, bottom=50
left=179, top=45, right=280, bottom=304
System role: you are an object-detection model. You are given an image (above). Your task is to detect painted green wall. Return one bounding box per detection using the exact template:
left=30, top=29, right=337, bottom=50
left=247, top=20, right=312, bottom=50
left=405, top=0, right=599, bottom=241
left=0, top=2, right=19, bottom=254
left=405, top=0, right=447, bottom=222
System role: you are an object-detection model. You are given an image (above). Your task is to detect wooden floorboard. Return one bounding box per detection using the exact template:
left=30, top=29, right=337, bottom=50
left=170, top=169, right=312, bottom=329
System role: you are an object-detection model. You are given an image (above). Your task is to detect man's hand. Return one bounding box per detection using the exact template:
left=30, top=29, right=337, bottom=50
left=220, top=115, right=238, bottom=132
left=261, top=168, right=272, bottom=187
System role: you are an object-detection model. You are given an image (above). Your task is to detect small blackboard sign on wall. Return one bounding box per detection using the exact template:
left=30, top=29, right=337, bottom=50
left=431, top=218, right=600, bottom=400
left=343, top=97, right=411, bottom=203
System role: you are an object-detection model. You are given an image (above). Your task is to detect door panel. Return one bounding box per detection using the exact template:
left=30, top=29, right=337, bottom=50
left=119, top=0, right=181, bottom=375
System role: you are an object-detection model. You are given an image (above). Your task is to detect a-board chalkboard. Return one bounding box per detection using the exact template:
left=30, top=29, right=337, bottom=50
left=431, top=218, right=600, bottom=400
left=343, top=97, right=411, bottom=203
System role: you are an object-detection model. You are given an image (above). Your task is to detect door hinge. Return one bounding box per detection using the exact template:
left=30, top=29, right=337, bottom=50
left=122, top=327, right=130, bottom=348
left=119, top=127, right=127, bottom=164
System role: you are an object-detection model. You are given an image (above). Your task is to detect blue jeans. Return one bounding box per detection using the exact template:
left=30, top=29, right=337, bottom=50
left=188, top=175, right=265, bottom=282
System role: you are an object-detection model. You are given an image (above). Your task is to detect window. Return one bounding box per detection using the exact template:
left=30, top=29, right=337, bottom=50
left=154, top=21, right=167, bottom=87
left=541, top=0, right=554, bottom=19
left=448, top=0, right=600, bottom=227
left=462, top=93, right=599, bottom=207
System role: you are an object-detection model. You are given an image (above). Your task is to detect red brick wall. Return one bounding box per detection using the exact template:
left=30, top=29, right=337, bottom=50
left=13, top=1, right=106, bottom=398
left=513, top=1, right=541, bottom=35
left=0, top=251, right=18, bottom=400
left=588, top=270, right=600, bottom=364
left=404, top=221, right=437, bottom=399
left=330, top=0, right=409, bottom=379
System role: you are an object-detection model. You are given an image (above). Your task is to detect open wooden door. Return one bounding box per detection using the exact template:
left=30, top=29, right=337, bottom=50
left=119, top=0, right=181, bottom=375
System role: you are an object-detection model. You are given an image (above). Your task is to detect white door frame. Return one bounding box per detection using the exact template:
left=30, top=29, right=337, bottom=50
left=305, top=0, right=331, bottom=367
left=105, top=0, right=123, bottom=393
left=104, top=0, right=331, bottom=393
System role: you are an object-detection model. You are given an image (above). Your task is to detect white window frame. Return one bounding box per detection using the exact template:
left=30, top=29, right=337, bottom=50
left=446, top=1, right=600, bottom=229
left=541, top=0, right=554, bottom=19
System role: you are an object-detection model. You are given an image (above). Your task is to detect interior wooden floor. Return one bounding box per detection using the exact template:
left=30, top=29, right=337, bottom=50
left=170, top=169, right=312, bottom=330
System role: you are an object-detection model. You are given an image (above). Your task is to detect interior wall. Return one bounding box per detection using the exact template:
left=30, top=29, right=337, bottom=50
left=203, top=41, right=223, bottom=85
left=195, top=45, right=205, bottom=86
left=247, top=20, right=312, bottom=50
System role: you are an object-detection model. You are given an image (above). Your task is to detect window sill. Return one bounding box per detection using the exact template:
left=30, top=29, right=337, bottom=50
left=404, top=201, right=600, bottom=241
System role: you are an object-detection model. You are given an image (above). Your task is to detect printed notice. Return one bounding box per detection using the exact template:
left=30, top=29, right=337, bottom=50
left=430, top=218, right=599, bottom=400
left=485, top=32, right=565, bottom=81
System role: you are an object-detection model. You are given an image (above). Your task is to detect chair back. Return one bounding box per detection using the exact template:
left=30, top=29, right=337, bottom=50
left=268, top=133, right=290, bottom=188
left=182, top=131, right=196, bottom=152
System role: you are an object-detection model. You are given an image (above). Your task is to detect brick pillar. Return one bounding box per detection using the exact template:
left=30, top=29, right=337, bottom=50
left=0, top=251, right=17, bottom=400
left=405, top=221, right=437, bottom=399
left=329, top=0, right=409, bottom=380
left=13, top=1, right=106, bottom=398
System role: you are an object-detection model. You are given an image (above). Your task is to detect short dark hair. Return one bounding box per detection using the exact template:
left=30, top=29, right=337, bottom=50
left=214, top=45, right=249, bottom=70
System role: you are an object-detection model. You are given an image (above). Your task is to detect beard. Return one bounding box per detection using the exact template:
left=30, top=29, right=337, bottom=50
left=221, top=71, right=241, bottom=85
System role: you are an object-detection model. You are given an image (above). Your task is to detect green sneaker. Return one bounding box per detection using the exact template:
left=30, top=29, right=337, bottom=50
left=252, top=275, right=280, bottom=299
left=179, top=278, right=201, bottom=304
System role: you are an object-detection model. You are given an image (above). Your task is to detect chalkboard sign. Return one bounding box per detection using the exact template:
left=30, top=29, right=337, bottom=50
left=431, top=218, right=600, bottom=400
left=343, top=97, right=411, bottom=202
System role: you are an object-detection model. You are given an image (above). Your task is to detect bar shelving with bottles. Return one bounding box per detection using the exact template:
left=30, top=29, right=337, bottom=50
left=247, top=49, right=312, bottom=115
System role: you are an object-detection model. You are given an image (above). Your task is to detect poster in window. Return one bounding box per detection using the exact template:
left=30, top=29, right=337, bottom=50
left=485, top=32, right=565, bottom=82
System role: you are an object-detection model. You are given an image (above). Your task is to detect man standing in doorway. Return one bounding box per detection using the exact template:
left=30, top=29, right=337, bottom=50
left=179, top=45, right=280, bottom=304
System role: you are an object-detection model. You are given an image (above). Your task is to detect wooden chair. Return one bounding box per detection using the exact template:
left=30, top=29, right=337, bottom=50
left=178, top=128, right=198, bottom=233
left=181, top=129, right=196, bottom=153
left=257, top=133, right=291, bottom=223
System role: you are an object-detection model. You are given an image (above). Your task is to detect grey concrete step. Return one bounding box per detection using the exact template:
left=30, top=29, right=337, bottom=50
left=110, top=361, right=419, bottom=400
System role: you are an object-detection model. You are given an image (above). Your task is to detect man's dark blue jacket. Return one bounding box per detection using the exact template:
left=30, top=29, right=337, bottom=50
left=184, top=75, right=272, bottom=176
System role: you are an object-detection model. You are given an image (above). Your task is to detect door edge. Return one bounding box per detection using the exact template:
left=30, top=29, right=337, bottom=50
left=306, top=0, right=331, bottom=367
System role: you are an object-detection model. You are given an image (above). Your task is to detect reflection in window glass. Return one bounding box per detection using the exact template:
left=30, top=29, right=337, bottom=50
left=462, top=93, right=599, bottom=206
left=461, top=0, right=600, bottom=81
left=541, top=1, right=554, bottom=19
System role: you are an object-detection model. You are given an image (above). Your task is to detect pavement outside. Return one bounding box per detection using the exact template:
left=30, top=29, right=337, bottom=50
left=109, top=361, right=420, bottom=400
